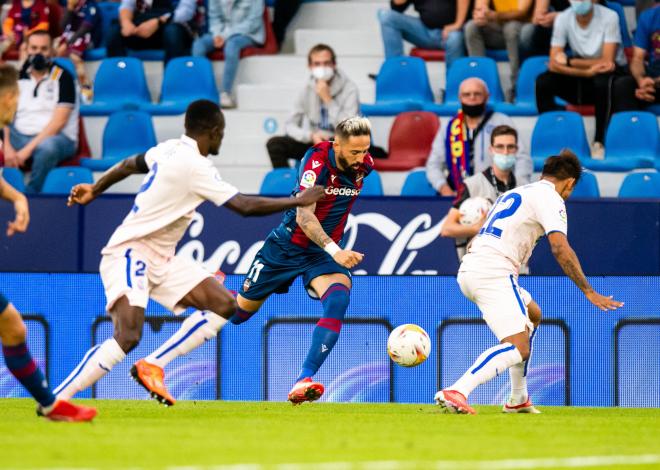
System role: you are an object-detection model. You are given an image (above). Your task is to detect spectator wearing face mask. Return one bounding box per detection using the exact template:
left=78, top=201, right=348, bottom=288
left=2, top=31, right=78, bottom=193
left=425, top=77, right=532, bottom=196
left=440, top=125, right=521, bottom=261
left=266, top=44, right=360, bottom=168
left=535, top=0, right=626, bottom=157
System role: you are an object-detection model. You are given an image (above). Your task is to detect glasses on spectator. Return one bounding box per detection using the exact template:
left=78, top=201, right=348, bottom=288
left=492, top=144, right=518, bottom=152
left=310, top=60, right=334, bottom=67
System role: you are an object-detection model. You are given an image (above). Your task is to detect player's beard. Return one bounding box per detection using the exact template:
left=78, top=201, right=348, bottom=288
left=337, top=153, right=360, bottom=178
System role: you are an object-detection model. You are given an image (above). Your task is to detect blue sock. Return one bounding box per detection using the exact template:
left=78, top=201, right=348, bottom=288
left=296, top=284, right=350, bottom=382
left=230, top=305, right=257, bottom=325
left=3, top=343, right=55, bottom=408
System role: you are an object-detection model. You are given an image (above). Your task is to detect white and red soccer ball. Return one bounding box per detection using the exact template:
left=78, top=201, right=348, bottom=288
left=387, top=324, right=431, bottom=367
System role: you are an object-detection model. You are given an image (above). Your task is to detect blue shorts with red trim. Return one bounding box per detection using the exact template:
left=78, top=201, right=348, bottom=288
left=239, top=231, right=351, bottom=301
left=0, top=292, right=9, bottom=314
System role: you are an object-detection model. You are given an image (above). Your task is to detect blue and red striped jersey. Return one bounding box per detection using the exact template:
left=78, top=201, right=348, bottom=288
left=274, top=141, right=374, bottom=252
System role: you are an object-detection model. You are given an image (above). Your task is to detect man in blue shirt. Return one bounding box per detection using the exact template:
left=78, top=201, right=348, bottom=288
left=612, top=4, right=660, bottom=111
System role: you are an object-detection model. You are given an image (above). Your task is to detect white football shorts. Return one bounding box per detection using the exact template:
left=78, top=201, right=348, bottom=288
left=457, top=271, right=534, bottom=341
left=99, top=246, right=212, bottom=314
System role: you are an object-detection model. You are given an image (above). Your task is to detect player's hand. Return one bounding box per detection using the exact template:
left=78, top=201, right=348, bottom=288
left=585, top=290, right=624, bottom=312
left=296, top=185, right=325, bottom=206
left=333, top=249, right=364, bottom=269
left=7, top=195, right=29, bottom=236
left=67, top=183, right=96, bottom=206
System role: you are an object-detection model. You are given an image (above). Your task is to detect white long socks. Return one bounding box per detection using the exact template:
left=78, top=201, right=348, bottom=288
left=508, top=327, right=538, bottom=403
left=145, top=310, right=227, bottom=369
left=53, top=338, right=126, bottom=400
left=451, top=342, right=524, bottom=398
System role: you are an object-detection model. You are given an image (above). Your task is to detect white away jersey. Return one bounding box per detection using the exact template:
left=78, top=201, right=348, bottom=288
left=460, top=180, right=568, bottom=274
left=103, top=135, right=238, bottom=258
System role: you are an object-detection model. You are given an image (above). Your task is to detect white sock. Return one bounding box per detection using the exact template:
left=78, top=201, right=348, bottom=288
left=451, top=343, right=524, bottom=398
left=144, top=310, right=227, bottom=369
left=53, top=338, right=126, bottom=400
left=509, top=327, right=538, bottom=403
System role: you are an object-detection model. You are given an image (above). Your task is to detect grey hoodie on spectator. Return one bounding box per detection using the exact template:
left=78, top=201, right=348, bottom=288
left=425, top=111, right=533, bottom=191
left=285, top=68, right=360, bottom=143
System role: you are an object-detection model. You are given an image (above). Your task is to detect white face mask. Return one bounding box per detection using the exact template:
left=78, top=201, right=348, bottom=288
left=493, top=152, right=516, bottom=171
left=311, top=66, right=334, bottom=81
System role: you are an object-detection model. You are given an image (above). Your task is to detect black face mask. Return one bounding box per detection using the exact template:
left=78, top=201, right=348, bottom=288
left=29, top=53, right=50, bottom=72
left=461, top=102, right=486, bottom=118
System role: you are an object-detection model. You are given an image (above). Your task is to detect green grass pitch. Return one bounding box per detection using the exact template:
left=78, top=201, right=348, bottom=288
left=2, top=399, right=660, bottom=469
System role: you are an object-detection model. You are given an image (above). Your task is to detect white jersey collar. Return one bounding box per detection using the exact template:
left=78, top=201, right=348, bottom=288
left=180, top=134, right=202, bottom=156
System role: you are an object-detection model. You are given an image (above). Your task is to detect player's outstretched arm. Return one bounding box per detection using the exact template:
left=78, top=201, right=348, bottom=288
left=67, top=154, right=150, bottom=206
left=0, top=176, right=29, bottom=236
left=224, top=186, right=325, bottom=217
left=440, top=208, right=485, bottom=239
left=548, top=232, right=624, bottom=312
left=296, top=201, right=364, bottom=269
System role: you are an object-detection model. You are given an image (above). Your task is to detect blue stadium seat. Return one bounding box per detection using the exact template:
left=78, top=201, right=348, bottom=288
left=1, top=168, right=25, bottom=193
left=495, top=56, right=548, bottom=116
left=360, top=170, right=383, bottom=196
left=128, top=49, right=166, bottom=61
left=530, top=111, right=590, bottom=171
left=360, top=57, right=434, bottom=116
left=260, top=168, right=297, bottom=195
left=81, top=111, right=157, bottom=171
left=583, top=112, right=658, bottom=171
left=570, top=171, right=600, bottom=198
left=41, top=167, right=94, bottom=194
left=618, top=172, right=660, bottom=198
left=647, top=104, right=660, bottom=116
left=84, top=1, right=120, bottom=60
left=605, top=1, right=632, bottom=48
left=423, top=57, right=504, bottom=115
left=80, top=58, right=151, bottom=116
left=142, top=57, right=219, bottom=115
left=400, top=169, right=436, bottom=196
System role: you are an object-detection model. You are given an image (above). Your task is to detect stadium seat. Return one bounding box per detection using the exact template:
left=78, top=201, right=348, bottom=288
left=495, top=56, right=548, bottom=116
left=1, top=168, right=25, bottom=193
left=583, top=112, right=658, bottom=171
left=570, top=171, right=600, bottom=198
left=530, top=111, right=591, bottom=171
left=618, top=172, right=660, bottom=198
left=84, top=1, right=119, bottom=60
left=360, top=57, right=434, bottom=116
left=361, top=170, right=383, bottom=196
left=209, top=9, right=278, bottom=60
left=423, top=57, right=504, bottom=115
left=647, top=104, right=660, bottom=116
left=410, top=48, right=445, bottom=61
left=142, top=57, right=219, bottom=115
left=80, top=58, right=151, bottom=116
left=41, top=167, right=94, bottom=194
left=605, top=1, right=633, bottom=49
left=81, top=111, right=157, bottom=171
left=486, top=49, right=508, bottom=62
left=400, top=169, right=436, bottom=196
left=260, top=168, right=297, bottom=195
left=377, top=112, right=440, bottom=171
left=59, top=117, right=92, bottom=167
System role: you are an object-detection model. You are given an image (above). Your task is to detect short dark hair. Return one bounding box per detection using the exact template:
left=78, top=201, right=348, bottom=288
left=490, top=125, right=518, bottom=144
left=185, top=99, right=224, bottom=134
left=307, top=44, right=336, bottom=65
left=0, top=64, right=18, bottom=93
left=26, top=30, right=52, bottom=45
left=541, top=149, right=582, bottom=183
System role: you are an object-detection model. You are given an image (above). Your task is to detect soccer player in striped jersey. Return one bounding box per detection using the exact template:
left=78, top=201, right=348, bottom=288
left=0, top=63, right=96, bottom=421
left=136, top=116, right=373, bottom=405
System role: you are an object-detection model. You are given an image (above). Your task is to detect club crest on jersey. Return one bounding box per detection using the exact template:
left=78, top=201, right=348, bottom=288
left=559, top=208, right=567, bottom=223
left=300, top=170, right=317, bottom=188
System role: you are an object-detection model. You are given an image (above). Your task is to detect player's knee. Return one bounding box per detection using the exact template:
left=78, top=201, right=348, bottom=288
left=516, top=343, right=530, bottom=361
left=210, top=293, right=237, bottom=320
left=321, top=284, right=351, bottom=320
left=0, top=318, right=27, bottom=345
left=115, top=329, right=142, bottom=353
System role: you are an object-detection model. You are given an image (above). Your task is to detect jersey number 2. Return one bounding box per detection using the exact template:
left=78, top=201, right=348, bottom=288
left=479, top=193, right=522, bottom=238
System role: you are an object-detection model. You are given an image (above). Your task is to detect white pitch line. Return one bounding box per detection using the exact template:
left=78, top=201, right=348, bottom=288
left=166, top=454, right=660, bottom=470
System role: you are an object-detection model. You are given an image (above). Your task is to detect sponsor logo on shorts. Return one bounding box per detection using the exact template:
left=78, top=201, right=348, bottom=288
left=325, top=187, right=361, bottom=196
left=300, top=170, right=317, bottom=188
left=242, top=278, right=252, bottom=292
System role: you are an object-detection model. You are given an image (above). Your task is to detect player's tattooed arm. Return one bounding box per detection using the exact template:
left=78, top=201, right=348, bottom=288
left=67, top=154, right=149, bottom=206
left=296, top=203, right=334, bottom=248
left=548, top=232, right=623, bottom=311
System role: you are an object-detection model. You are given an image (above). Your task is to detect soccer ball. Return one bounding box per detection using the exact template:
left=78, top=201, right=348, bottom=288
left=459, top=197, right=492, bottom=226
left=387, top=324, right=431, bottom=367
